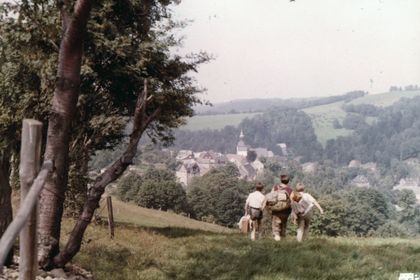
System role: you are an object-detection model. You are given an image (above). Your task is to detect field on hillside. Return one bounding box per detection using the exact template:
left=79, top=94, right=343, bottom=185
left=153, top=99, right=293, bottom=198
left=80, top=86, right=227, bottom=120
left=180, top=112, right=261, bottom=131
left=350, top=90, right=420, bottom=107
left=64, top=199, right=420, bottom=280
left=302, top=101, right=353, bottom=146
left=97, top=198, right=231, bottom=233
left=303, top=90, right=420, bottom=146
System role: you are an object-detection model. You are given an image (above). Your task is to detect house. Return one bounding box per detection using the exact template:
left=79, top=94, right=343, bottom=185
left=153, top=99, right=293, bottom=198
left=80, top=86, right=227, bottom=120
left=226, top=154, right=246, bottom=166
left=393, top=178, right=420, bottom=204
left=277, top=143, right=288, bottom=157
left=302, top=162, right=318, bottom=174
left=176, top=162, right=200, bottom=187
left=175, top=131, right=266, bottom=185
left=251, top=147, right=274, bottom=159
left=251, top=159, right=265, bottom=176
left=348, top=160, right=362, bottom=168
left=176, top=150, right=194, bottom=161
left=238, top=163, right=257, bottom=181
left=361, top=162, right=377, bottom=173
left=350, top=174, right=370, bottom=188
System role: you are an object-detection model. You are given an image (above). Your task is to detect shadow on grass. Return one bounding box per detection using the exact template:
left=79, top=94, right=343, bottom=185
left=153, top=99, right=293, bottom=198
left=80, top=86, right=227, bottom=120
left=97, top=220, right=224, bottom=238
left=143, top=226, right=221, bottom=238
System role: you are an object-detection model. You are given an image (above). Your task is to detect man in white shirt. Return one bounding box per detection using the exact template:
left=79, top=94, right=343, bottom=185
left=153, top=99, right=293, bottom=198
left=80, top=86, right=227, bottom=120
left=245, top=182, right=267, bottom=240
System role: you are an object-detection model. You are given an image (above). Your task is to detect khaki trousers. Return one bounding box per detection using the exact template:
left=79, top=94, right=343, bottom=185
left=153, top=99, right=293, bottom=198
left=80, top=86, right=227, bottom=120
left=250, top=219, right=261, bottom=240
left=272, top=213, right=289, bottom=238
left=296, top=210, right=313, bottom=242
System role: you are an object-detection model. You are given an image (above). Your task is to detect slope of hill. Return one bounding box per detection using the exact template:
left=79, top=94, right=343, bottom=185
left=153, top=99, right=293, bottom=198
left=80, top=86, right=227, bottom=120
left=350, top=90, right=420, bottom=106
left=194, top=91, right=365, bottom=115
left=98, top=197, right=231, bottom=233
left=302, top=100, right=352, bottom=146
left=63, top=198, right=420, bottom=280
left=193, top=97, right=314, bottom=115
left=303, top=90, right=420, bottom=145
left=180, top=112, right=260, bottom=131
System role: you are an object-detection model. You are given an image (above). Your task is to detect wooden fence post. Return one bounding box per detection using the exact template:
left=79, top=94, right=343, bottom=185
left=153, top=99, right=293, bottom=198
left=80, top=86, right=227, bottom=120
left=106, top=196, right=115, bottom=239
left=19, top=119, right=42, bottom=280
left=0, top=161, right=52, bottom=272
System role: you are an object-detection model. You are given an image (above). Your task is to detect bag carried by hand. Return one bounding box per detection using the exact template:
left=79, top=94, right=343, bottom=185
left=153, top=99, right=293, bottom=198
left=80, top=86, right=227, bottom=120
left=266, top=189, right=291, bottom=211
left=238, top=215, right=250, bottom=233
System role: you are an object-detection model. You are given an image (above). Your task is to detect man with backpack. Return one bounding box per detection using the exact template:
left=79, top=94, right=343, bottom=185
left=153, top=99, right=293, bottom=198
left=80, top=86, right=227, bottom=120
left=244, top=182, right=267, bottom=241
left=266, top=174, right=293, bottom=241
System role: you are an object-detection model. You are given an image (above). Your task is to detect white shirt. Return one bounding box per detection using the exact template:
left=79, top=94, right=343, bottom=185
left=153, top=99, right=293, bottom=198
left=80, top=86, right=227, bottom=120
left=246, top=191, right=266, bottom=209
left=301, top=192, right=316, bottom=215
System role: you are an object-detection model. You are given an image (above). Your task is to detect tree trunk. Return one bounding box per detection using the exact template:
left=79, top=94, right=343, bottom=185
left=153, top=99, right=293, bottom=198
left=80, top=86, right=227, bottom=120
left=0, top=150, right=13, bottom=266
left=53, top=81, right=160, bottom=267
left=65, top=146, right=89, bottom=217
left=38, top=0, right=93, bottom=269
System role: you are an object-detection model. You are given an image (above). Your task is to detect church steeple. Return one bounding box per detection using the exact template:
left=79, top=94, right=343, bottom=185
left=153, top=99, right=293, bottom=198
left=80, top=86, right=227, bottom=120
left=237, top=130, right=248, bottom=156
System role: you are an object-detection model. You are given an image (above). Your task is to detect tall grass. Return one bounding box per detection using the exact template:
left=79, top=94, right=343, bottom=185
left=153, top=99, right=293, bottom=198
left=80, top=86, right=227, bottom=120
left=64, top=219, right=420, bottom=280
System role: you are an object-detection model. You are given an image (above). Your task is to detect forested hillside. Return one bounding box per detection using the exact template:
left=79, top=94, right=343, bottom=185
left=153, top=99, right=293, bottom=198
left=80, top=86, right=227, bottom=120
left=324, top=96, right=420, bottom=166
left=175, top=90, right=420, bottom=167
left=174, top=107, right=323, bottom=162
left=303, top=89, right=420, bottom=145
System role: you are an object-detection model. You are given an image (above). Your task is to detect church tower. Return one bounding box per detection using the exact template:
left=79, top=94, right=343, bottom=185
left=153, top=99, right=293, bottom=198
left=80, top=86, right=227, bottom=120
left=236, top=130, right=248, bottom=156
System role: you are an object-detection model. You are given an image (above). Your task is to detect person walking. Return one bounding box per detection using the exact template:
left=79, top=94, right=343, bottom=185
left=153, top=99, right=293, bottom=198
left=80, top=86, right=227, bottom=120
left=291, top=182, right=324, bottom=242
left=245, top=182, right=266, bottom=241
left=270, top=174, right=293, bottom=241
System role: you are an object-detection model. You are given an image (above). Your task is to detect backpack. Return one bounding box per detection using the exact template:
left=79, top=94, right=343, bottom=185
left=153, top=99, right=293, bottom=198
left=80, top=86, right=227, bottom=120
left=266, top=189, right=291, bottom=212
left=291, top=196, right=312, bottom=216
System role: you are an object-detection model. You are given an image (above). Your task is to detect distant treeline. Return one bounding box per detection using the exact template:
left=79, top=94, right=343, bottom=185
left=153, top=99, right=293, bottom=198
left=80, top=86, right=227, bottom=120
left=389, top=85, right=420, bottom=92
left=196, top=90, right=367, bottom=115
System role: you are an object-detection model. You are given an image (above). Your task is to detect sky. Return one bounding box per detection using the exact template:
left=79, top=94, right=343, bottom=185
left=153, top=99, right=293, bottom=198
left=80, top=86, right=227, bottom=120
left=173, top=0, right=420, bottom=103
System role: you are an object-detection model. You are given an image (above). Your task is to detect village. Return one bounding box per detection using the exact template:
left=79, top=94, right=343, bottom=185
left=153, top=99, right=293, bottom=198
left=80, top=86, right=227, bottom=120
left=175, top=131, right=281, bottom=186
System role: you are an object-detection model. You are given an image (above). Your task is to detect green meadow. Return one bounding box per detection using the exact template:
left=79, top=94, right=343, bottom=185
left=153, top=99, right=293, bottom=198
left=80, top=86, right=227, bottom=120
left=63, top=198, right=420, bottom=280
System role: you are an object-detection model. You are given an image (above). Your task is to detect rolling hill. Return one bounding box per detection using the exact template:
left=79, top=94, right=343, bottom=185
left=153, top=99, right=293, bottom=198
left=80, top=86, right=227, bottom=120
left=181, top=90, right=420, bottom=145
left=303, top=90, right=420, bottom=145
left=179, top=112, right=261, bottom=131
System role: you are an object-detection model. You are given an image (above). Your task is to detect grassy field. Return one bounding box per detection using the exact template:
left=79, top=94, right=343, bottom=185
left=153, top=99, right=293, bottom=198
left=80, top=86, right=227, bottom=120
left=96, top=198, right=231, bottom=233
left=180, top=112, right=261, bottom=131
left=349, top=90, right=420, bottom=107
left=302, top=101, right=353, bottom=146
left=60, top=198, right=420, bottom=280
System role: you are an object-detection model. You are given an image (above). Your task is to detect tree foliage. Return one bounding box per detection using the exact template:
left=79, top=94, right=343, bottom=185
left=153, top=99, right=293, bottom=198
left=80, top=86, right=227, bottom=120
left=187, top=165, right=253, bottom=227
left=116, top=167, right=188, bottom=213
left=1, top=0, right=209, bottom=267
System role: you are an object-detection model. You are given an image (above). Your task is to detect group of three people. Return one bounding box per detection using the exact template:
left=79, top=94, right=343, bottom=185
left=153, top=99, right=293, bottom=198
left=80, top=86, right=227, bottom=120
left=244, top=175, right=323, bottom=241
